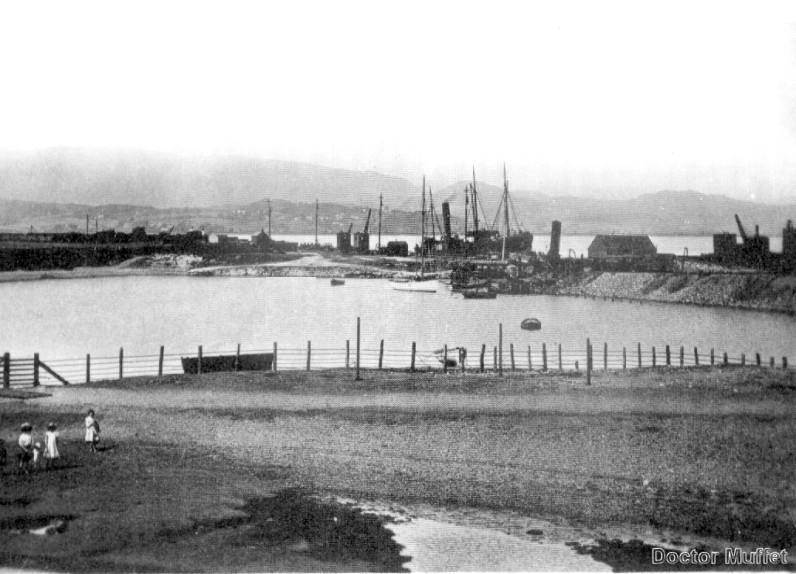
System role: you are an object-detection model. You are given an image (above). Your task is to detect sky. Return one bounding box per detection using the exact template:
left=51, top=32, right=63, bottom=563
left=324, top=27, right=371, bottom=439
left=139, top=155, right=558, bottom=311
left=1, top=0, right=796, bottom=201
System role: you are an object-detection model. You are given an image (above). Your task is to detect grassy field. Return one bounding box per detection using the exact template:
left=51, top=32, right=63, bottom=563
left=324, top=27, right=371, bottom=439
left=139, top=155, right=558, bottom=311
left=1, top=366, right=794, bottom=571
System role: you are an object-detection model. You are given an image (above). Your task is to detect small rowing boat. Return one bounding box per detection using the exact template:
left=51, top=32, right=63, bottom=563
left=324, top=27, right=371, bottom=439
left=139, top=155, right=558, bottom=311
left=330, top=278, right=345, bottom=286
left=521, top=318, right=542, bottom=331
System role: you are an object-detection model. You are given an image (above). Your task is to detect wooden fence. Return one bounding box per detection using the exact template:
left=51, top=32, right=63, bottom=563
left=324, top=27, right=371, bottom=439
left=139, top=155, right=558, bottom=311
left=2, top=321, right=791, bottom=388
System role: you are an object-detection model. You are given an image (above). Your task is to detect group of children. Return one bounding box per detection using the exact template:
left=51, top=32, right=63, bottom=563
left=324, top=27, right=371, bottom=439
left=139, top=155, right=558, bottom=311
left=0, top=409, right=102, bottom=474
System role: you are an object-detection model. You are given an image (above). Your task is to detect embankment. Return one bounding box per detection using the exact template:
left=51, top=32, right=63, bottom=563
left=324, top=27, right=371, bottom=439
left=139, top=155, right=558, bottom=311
left=540, top=271, right=796, bottom=314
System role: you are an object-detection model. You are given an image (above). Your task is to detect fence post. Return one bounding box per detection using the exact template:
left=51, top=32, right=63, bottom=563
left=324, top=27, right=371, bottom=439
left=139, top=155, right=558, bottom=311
left=586, top=338, right=591, bottom=385
left=355, top=317, right=361, bottom=381
left=755, top=353, right=761, bottom=367
left=346, top=340, right=350, bottom=369
left=443, top=344, right=448, bottom=373
left=710, top=348, right=715, bottom=366
left=783, top=357, right=788, bottom=369
left=461, top=348, right=466, bottom=373
left=378, top=340, right=384, bottom=370
left=498, top=323, right=503, bottom=376
left=493, top=346, right=497, bottom=372
left=86, top=353, right=91, bottom=384
left=723, top=351, right=728, bottom=366
left=665, top=345, right=671, bottom=366
left=411, top=342, right=416, bottom=372
left=679, top=346, right=684, bottom=368
left=637, top=342, right=642, bottom=368
left=119, top=347, right=124, bottom=380
left=527, top=345, right=532, bottom=370
left=652, top=346, right=656, bottom=368
left=542, top=343, right=548, bottom=371
left=693, top=347, right=698, bottom=366
left=273, top=342, right=278, bottom=372
left=306, top=341, right=311, bottom=372
left=510, top=344, right=515, bottom=371
left=558, top=344, right=562, bottom=371
left=623, top=347, right=627, bottom=370
left=480, top=344, right=485, bottom=372
left=603, top=342, right=608, bottom=371
left=235, top=344, right=241, bottom=371
left=770, top=356, right=775, bottom=368
left=2, top=352, right=8, bottom=388
left=198, top=345, right=203, bottom=375
left=33, top=353, right=40, bottom=387
left=158, top=346, right=164, bottom=377
left=741, top=353, right=746, bottom=366
left=575, top=360, right=579, bottom=371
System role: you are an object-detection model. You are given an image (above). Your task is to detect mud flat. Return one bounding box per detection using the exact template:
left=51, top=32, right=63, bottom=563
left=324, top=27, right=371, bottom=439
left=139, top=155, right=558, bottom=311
left=1, top=367, right=794, bottom=571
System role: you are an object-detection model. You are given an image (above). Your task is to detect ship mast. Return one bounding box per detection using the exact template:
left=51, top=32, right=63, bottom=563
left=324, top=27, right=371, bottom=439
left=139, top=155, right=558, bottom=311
left=420, top=176, right=426, bottom=274
left=471, top=167, right=479, bottom=235
left=464, top=184, right=469, bottom=247
left=503, top=163, right=510, bottom=239
left=314, top=199, right=319, bottom=246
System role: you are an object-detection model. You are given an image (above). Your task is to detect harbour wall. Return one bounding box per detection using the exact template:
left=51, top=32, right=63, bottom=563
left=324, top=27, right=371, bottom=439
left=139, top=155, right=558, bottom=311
left=540, top=271, right=796, bottom=315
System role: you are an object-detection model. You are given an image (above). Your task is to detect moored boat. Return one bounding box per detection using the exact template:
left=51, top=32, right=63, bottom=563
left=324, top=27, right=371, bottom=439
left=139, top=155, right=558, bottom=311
left=462, top=289, right=497, bottom=299
left=521, top=318, right=542, bottom=331
left=330, top=278, right=345, bottom=286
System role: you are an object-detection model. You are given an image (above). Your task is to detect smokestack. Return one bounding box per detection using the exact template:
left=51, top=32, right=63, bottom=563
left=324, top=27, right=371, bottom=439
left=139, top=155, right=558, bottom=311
left=549, top=220, right=561, bottom=259
left=441, top=202, right=452, bottom=241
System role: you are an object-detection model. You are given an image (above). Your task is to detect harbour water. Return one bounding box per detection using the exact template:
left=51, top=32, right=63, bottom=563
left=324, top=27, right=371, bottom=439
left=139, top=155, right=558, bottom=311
left=1, top=275, right=794, bottom=370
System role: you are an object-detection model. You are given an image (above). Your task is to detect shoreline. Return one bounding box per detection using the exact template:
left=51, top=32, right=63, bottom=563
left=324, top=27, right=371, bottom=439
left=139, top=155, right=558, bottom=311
left=2, top=254, right=796, bottom=316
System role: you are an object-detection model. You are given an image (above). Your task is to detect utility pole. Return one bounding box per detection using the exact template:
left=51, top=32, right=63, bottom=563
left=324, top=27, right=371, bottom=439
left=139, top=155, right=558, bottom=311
left=378, top=193, right=382, bottom=251
left=315, top=199, right=319, bottom=246
left=267, top=199, right=272, bottom=237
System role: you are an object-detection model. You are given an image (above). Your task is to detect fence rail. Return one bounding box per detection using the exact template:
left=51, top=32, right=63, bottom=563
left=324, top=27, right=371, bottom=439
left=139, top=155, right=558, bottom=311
left=2, top=321, right=791, bottom=388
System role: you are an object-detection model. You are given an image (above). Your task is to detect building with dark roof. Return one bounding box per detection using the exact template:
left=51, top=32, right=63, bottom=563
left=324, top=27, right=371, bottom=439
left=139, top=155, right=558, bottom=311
left=587, top=235, right=657, bottom=259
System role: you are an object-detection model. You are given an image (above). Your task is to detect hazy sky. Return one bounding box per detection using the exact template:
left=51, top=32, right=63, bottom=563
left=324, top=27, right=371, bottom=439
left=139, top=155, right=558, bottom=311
left=1, top=0, right=796, bottom=201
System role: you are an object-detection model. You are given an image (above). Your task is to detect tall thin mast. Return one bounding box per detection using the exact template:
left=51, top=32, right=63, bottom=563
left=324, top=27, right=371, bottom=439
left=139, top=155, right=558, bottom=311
left=314, top=199, right=319, bottom=246
left=421, top=176, right=426, bottom=254
left=503, top=163, right=510, bottom=239
left=464, top=184, right=469, bottom=241
left=471, top=167, right=479, bottom=235
left=429, top=187, right=436, bottom=241
left=378, top=193, right=383, bottom=251
left=268, top=200, right=272, bottom=237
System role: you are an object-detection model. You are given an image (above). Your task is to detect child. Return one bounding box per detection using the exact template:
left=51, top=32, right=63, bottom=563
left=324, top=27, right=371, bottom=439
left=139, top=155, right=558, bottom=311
left=17, top=423, right=33, bottom=472
left=85, top=410, right=100, bottom=453
left=44, top=423, right=60, bottom=469
left=32, top=442, right=43, bottom=469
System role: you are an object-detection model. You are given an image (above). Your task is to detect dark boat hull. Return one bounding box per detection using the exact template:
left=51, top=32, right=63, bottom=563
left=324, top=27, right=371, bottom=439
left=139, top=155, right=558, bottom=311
left=521, top=319, right=541, bottom=331
left=181, top=353, right=274, bottom=374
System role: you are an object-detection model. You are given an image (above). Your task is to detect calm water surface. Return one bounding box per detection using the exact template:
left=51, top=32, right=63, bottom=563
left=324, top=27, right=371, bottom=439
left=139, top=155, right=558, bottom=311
left=1, top=276, right=794, bottom=373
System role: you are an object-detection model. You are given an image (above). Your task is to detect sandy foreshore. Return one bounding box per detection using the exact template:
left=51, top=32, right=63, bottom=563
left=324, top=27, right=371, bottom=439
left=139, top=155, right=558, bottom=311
left=1, top=367, right=794, bottom=571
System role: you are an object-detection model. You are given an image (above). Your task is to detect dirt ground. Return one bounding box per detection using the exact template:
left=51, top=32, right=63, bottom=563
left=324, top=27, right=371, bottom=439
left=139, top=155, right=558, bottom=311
left=1, top=366, right=794, bottom=571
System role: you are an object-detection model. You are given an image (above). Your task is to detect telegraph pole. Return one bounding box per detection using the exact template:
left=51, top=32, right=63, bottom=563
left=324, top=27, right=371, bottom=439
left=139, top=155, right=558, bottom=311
left=378, top=193, right=383, bottom=251
left=315, top=199, right=319, bottom=246
left=267, top=200, right=272, bottom=237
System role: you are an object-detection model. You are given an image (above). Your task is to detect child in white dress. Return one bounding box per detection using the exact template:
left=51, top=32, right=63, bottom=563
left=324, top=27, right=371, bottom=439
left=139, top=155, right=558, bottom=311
left=44, top=422, right=60, bottom=469
left=17, top=423, right=33, bottom=472
left=85, top=410, right=100, bottom=453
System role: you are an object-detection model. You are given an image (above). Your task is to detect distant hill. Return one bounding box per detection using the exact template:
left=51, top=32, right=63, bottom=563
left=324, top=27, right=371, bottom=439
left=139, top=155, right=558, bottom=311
left=1, top=149, right=794, bottom=236
left=434, top=183, right=796, bottom=236
left=0, top=149, right=418, bottom=210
